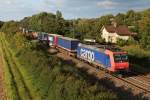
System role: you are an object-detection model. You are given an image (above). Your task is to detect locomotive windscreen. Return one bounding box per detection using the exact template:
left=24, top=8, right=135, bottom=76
left=114, top=54, right=128, bottom=62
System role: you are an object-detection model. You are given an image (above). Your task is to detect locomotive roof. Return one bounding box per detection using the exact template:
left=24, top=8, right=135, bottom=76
left=78, top=43, right=124, bottom=52
left=94, top=45, right=123, bottom=52
left=60, top=37, right=79, bottom=41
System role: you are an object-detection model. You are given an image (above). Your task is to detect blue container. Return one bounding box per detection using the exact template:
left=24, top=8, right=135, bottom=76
left=77, top=43, right=111, bottom=68
left=58, top=37, right=80, bottom=51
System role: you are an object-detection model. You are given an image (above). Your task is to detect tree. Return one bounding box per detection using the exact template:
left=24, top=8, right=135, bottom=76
left=0, top=21, right=20, bottom=35
left=56, top=10, right=62, bottom=20
left=117, top=39, right=128, bottom=46
left=13, top=32, right=29, bottom=49
left=98, top=14, right=114, bottom=26
left=140, top=32, right=150, bottom=49
left=0, top=21, right=4, bottom=28
left=115, top=13, right=125, bottom=25
left=138, top=10, right=150, bottom=49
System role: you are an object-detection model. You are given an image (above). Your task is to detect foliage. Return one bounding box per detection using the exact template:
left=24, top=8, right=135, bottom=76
left=117, top=37, right=138, bottom=47
left=20, top=12, right=70, bottom=35
left=72, top=14, right=113, bottom=40
left=0, top=33, right=20, bottom=100
left=140, top=32, right=150, bottom=49
left=0, top=21, right=20, bottom=34
left=0, top=21, right=4, bottom=28
left=13, top=33, right=29, bottom=49
left=117, top=39, right=128, bottom=46
left=138, top=10, right=150, bottom=49
left=123, top=45, right=150, bottom=69
left=0, top=33, right=33, bottom=100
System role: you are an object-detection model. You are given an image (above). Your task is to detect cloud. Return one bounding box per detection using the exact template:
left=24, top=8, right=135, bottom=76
left=97, top=0, right=120, bottom=9
left=5, top=1, right=12, bottom=5
left=44, top=0, right=66, bottom=8
left=0, top=0, right=150, bottom=21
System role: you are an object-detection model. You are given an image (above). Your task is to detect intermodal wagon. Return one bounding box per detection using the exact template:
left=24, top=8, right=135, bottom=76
left=57, top=37, right=80, bottom=55
left=48, top=34, right=62, bottom=47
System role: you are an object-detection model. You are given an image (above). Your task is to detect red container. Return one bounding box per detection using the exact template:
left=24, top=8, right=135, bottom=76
left=48, top=34, right=62, bottom=47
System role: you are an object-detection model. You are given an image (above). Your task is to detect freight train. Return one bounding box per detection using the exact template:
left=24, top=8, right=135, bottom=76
left=35, top=32, right=129, bottom=73
left=22, top=29, right=129, bottom=73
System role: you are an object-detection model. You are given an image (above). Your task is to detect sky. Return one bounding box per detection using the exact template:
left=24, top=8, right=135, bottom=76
left=0, top=0, right=150, bottom=21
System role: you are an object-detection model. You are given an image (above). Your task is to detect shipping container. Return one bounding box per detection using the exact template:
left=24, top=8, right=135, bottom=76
left=77, top=43, right=111, bottom=68
left=48, top=34, right=62, bottom=46
left=58, top=37, right=80, bottom=52
left=38, top=32, right=49, bottom=41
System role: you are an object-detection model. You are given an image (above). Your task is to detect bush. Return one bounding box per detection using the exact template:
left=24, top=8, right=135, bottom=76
left=123, top=45, right=150, bottom=69
left=117, top=39, right=128, bottom=46
left=117, top=37, right=137, bottom=47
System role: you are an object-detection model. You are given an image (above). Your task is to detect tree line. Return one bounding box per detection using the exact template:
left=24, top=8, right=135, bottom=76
left=0, top=9, right=150, bottom=49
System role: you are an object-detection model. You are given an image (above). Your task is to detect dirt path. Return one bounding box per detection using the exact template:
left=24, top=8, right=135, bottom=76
left=0, top=54, right=7, bottom=100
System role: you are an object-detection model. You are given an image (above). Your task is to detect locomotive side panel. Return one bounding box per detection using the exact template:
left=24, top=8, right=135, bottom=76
left=77, top=44, right=112, bottom=69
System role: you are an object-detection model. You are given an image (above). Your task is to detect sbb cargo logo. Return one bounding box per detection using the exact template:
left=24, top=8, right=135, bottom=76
left=80, top=48, right=95, bottom=62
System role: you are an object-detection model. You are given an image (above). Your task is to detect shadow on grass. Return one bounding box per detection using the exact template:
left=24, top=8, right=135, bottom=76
left=128, top=55, right=150, bottom=76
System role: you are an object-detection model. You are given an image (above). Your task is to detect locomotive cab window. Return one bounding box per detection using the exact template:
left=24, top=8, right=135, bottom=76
left=121, top=54, right=128, bottom=62
left=114, top=54, right=128, bottom=62
left=114, top=54, right=122, bottom=62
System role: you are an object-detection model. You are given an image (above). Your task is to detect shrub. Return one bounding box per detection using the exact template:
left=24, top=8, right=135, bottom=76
left=117, top=37, right=137, bottom=47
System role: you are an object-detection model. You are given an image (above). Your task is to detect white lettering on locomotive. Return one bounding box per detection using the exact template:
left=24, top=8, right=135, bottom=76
left=80, top=48, right=95, bottom=62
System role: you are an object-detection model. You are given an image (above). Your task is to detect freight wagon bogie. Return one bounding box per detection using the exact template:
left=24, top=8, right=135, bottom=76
left=57, top=46, right=69, bottom=55
left=56, top=46, right=76, bottom=57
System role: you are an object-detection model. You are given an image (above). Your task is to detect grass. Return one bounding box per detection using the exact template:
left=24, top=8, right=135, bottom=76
left=0, top=33, right=20, bottom=100
left=0, top=32, right=32, bottom=100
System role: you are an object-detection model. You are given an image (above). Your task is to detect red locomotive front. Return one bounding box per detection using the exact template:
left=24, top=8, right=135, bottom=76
left=110, top=52, right=129, bottom=72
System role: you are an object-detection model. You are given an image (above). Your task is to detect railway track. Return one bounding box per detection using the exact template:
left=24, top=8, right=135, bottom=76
left=100, top=69, right=150, bottom=94
left=130, top=72, right=150, bottom=82
left=100, top=68, right=150, bottom=94
left=0, top=34, right=33, bottom=100
left=112, top=75, right=150, bottom=93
